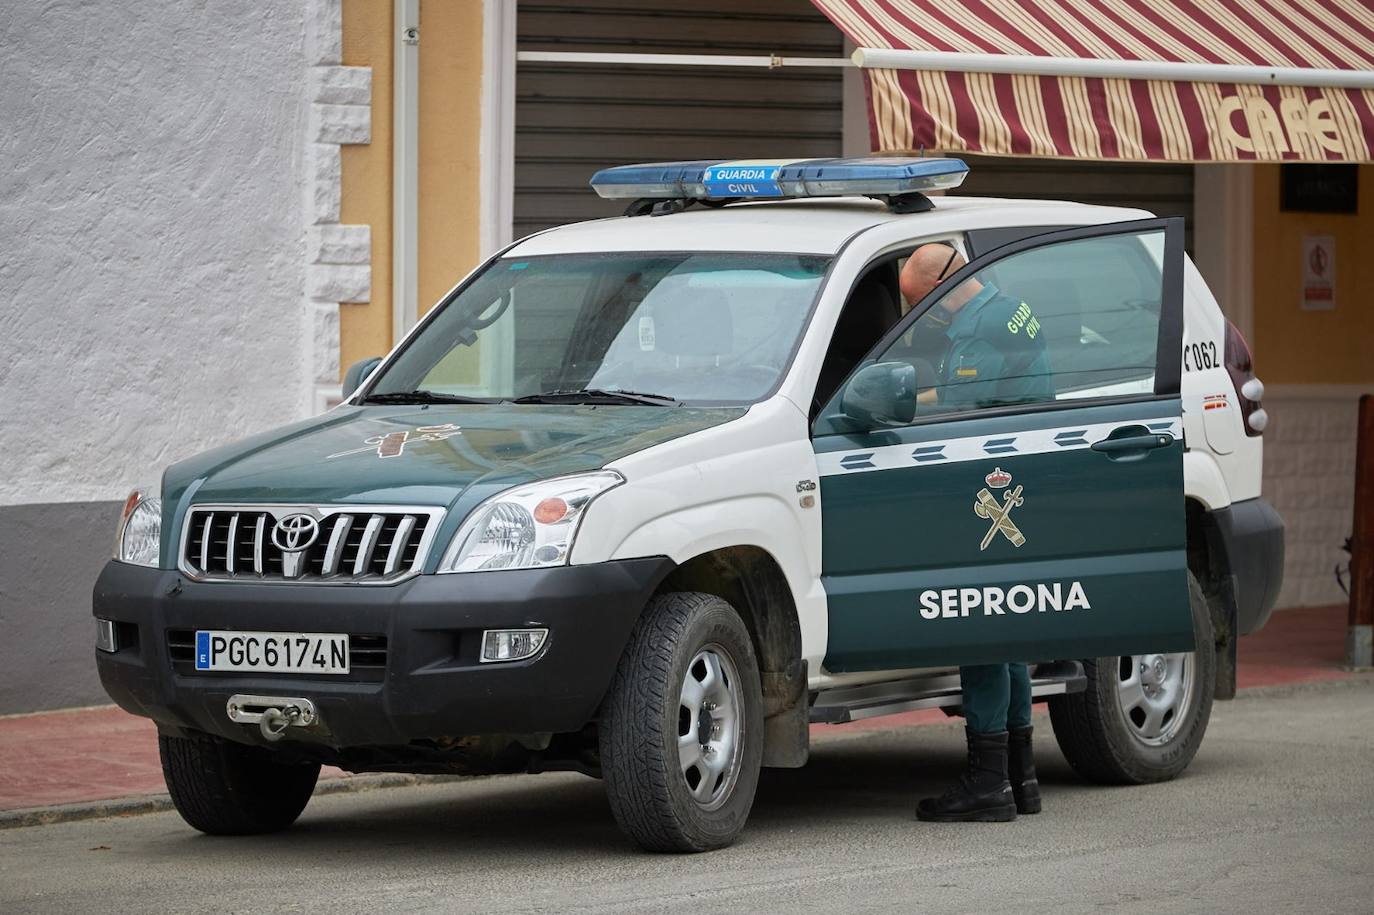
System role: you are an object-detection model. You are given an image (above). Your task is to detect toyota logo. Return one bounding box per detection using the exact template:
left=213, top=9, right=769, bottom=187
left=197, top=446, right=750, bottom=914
left=271, top=514, right=321, bottom=553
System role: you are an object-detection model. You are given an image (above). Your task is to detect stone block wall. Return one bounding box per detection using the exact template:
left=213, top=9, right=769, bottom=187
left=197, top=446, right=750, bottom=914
left=303, top=0, right=372, bottom=412
left=1261, top=391, right=1362, bottom=609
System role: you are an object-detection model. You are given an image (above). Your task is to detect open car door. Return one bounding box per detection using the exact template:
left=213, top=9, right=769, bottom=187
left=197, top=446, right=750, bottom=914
left=813, top=218, right=1191, bottom=671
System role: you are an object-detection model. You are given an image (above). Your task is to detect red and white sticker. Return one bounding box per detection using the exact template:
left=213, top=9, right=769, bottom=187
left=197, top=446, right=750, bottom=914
left=1203, top=393, right=1230, bottom=411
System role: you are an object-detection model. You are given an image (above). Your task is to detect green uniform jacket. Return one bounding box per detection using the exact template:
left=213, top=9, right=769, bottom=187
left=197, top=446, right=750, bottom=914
left=936, top=284, right=1053, bottom=408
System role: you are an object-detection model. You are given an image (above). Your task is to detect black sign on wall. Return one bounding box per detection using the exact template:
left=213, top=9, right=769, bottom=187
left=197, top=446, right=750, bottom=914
left=1281, top=164, right=1359, bottom=214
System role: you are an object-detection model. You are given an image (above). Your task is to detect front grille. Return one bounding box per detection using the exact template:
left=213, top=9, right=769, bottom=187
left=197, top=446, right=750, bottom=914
left=167, top=629, right=388, bottom=682
left=180, top=505, right=444, bottom=584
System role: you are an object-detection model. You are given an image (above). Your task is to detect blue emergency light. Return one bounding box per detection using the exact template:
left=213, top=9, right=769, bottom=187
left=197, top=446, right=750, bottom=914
left=589, top=157, right=968, bottom=206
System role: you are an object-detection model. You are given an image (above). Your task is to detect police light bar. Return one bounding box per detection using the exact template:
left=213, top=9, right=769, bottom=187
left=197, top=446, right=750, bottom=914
left=589, top=157, right=968, bottom=201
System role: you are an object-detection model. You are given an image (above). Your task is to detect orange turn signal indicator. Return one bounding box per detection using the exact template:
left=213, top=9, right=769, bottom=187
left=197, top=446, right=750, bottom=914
left=120, top=489, right=144, bottom=523
left=533, top=497, right=570, bottom=524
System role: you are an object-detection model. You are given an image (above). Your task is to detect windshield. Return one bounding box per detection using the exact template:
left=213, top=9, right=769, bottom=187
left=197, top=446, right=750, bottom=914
left=366, top=252, right=831, bottom=405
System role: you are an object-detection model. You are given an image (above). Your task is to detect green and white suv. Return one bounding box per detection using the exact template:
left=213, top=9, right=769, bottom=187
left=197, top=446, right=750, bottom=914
left=96, top=158, right=1283, bottom=851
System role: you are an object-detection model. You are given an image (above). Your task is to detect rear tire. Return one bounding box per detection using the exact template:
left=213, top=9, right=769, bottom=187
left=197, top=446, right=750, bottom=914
left=159, top=732, right=320, bottom=835
left=599, top=591, right=764, bottom=852
left=1049, top=572, right=1215, bottom=784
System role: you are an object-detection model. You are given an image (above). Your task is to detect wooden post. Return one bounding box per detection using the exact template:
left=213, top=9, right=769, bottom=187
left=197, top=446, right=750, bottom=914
left=1350, top=394, right=1374, bottom=668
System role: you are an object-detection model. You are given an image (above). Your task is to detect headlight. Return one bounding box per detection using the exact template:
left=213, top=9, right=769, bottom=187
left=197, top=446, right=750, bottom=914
left=438, top=471, right=624, bottom=573
left=114, top=488, right=162, bottom=567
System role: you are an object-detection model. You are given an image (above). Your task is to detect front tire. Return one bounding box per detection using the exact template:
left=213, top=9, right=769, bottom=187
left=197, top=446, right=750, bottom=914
left=160, top=732, right=320, bottom=835
left=1049, top=572, right=1215, bottom=784
left=599, top=591, right=764, bottom=852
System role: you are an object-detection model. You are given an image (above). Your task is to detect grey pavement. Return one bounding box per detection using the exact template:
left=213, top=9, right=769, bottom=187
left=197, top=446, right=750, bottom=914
left=2, top=677, right=1371, bottom=914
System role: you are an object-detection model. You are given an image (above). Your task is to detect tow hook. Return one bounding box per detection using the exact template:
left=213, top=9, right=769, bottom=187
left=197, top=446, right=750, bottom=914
left=226, top=695, right=320, bottom=742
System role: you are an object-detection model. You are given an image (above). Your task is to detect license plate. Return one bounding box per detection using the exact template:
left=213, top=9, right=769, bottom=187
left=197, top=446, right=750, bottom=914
left=194, top=631, right=350, bottom=675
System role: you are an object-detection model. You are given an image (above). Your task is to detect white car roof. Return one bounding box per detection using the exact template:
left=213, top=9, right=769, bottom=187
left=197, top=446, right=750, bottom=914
left=506, top=195, right=1157, bottom=257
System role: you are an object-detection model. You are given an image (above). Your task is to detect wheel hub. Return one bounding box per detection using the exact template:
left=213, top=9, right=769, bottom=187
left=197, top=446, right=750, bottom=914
left=1140, top=655, right=1167, bottom=686
left=1116, top=650, right=1195, bottom=747
left=677, top=645, right=743, bottom=812
left=697, top=706, right=715, bottom=745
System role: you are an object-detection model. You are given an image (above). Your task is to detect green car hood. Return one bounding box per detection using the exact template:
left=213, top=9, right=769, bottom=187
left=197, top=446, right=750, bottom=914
left=160, top=403, right=743, bottom=568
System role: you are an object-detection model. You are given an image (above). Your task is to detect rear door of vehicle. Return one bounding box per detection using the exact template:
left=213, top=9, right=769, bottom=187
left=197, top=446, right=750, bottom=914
left=812, top=218, right=1191, bottom=671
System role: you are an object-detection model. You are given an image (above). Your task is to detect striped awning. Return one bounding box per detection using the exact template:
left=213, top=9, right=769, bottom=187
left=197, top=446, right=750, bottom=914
left=811, top=0, right=1374, bottom=161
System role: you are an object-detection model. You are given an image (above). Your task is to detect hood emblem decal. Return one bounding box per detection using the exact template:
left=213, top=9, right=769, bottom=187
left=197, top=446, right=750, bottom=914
left=272, top=514, right=321, bottom=578
left=327, top=423, right=463, bottom=461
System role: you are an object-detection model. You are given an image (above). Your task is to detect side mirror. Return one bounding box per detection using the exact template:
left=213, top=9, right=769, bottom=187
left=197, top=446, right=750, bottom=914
left=840, top=361, right=918, bottom=429
left=343, top=356, right=383, bottom=397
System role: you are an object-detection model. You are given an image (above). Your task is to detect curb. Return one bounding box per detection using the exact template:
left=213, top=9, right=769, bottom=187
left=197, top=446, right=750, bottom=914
left=5, top=675, right=1369, bottom=830
left=0, top=772, right=462, bottom=831
left=1231, top=671, right=1373, bottom=697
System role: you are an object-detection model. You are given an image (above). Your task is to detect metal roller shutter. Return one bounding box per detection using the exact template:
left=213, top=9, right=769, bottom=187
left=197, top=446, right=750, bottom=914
left=515, top=0, right=844, bottom=238
left=953, top=155, right=1195, bottom=250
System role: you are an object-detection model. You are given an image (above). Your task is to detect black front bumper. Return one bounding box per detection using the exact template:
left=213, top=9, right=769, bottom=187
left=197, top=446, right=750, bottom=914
left=93, top=557, right=673, bottom=749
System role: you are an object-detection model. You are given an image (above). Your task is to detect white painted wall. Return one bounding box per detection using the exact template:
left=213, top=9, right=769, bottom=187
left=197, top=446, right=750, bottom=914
left=0, top=2, right=311, bottom=505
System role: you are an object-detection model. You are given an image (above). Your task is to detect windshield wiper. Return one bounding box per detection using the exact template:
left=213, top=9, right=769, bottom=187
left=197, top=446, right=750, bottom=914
left=512, top=388, right=682, bottom=406
left=361, top=390, right=495, bottom=405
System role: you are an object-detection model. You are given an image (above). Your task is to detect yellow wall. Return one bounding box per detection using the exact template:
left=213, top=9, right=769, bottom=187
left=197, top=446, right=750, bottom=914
left=339, top=0, right=395, bottom=372
left=417, top=0, right=485, bottom=315
left=416, top=0, right=485, bottom=387
left=338, top=0, right=485, bottom=376
left=1252, top=164, right=1374, bottom=385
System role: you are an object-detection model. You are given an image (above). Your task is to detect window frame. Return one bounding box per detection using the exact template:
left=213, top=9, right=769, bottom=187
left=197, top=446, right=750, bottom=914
left=807, top=233, right=969, bottom=417
left=357, top=248, right=843, bottom=409
left=811, top=217, right=1186, bottom=437
left=976, top=229, right=1167, bottom=396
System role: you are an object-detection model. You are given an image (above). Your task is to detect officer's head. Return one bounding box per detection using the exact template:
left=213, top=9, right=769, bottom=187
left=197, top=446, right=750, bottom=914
left=900, top=244, right=981, bottom=314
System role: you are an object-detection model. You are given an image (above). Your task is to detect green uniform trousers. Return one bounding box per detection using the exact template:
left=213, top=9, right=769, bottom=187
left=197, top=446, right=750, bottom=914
left=959, top=663, right=1032, bottom=734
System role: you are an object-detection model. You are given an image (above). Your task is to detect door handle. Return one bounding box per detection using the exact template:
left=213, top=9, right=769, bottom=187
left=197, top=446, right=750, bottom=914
left=1090, top=425, right=1174, bottom=460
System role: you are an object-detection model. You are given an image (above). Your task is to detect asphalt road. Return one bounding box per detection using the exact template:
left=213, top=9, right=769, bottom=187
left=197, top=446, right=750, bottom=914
left=3, top=678, right=1371, bottom=915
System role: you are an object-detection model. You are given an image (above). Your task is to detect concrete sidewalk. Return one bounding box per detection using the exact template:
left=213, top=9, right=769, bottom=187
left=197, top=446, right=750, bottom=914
left=0, top=604, right=1354, bottom=823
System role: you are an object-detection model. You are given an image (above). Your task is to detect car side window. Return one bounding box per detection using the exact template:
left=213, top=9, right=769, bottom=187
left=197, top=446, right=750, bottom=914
left=877, top=229, right=1165, bottom=417
left=812, top=261, right=903, bottom=414
left=812, top=238, right=967, bottom=417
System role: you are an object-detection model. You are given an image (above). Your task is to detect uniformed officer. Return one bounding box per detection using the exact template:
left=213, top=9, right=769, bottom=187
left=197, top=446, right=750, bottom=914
left=900, top=243, right=1053, bottom=409
left=898, top=243, right=1049, bottom=822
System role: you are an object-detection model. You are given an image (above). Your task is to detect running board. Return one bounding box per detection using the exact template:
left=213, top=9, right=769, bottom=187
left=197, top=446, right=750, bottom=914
left=809, top=661, right=1086, bottom=725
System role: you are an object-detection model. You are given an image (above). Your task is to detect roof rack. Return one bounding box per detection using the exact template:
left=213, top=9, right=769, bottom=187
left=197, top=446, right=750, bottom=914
left=590, top=157, right=968, bottom=217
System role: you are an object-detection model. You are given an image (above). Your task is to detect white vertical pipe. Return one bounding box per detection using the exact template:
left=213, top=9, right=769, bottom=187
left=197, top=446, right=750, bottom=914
left=392, top=0, right=420, bottom=344
left=480, top=0, right=516, bottom=256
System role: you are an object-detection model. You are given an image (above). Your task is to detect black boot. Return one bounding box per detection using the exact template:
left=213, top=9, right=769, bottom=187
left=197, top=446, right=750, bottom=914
left=1008, top=725, right=1041, bottom=815
left=916, top=728, right=1017, bottom=822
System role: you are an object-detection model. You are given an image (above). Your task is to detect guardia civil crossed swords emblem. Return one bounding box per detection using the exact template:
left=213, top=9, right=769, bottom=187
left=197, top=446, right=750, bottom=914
left=974, top=467, right=1025, bottom=551
left=326, top=423, right=463, bottom=460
